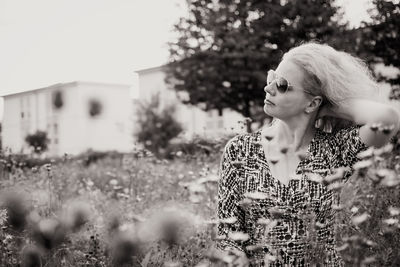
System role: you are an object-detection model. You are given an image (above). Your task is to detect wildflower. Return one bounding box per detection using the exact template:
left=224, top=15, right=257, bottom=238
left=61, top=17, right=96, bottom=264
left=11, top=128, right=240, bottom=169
left=246, top=243, right=264, bottom=252
left=357, top=147, right=374, bottom=159
left=238, top=198, right=252, bottom=209
left=257, top=218, right=278, bottom=229
left=188, top=183, right=207, bottom=194
left=0, top=192, right=29, bottom=231
left=361, top=256, right=376, bottom=265
left=379, top=170, right=399, bottom=187
left=203, top=174, right=219, bottom=183
left=351, top=213, right=369, bottom=226
left=145, top=206, right=201, bottom=247
left=189, top=193, right=203, bottom=203
left=219, top=217, right=238, bottom=224
left=373, top=143, right=393, bottom=156
left=164, top=261, right=183, bottom=267
left=21, top=244, right=42, bottom=267
left=353, top=159, right=373, bottom=170
left=33, top=218, right=67, bottom=250
left=388, top=206, right=400, bottom=216
left=332, top=204, right=344, bottom=211
left=110, top=230, right=141, bottom=267
left=307, top=173, right=323, bottom=184
left=335, top=243, right=349, bottom=252
left=109, top=179, right=118, bottom=186
left=205, top=247, right=232, bottom=264
left=323, top=167, right=349, bottom=185
left=222, top=81, right=231, bottom=88
left=350, top=206, right=359, bottom=213
left=244, top=191, right=270, bottom=200
left=228, top=231, right=250, bottom=242
left=268, top=207, right=286, bottom=219
left=62, top=201, right=91, bottom=232
left=383, top=218, right=399, bottom=226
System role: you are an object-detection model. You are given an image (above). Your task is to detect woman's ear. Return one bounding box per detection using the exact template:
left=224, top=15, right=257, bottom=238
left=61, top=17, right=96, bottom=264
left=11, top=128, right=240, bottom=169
left=308, top=96, right=324, bottom=113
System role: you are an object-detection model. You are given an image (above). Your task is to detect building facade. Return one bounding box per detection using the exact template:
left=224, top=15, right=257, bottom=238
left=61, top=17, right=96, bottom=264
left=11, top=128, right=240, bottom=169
left=135, top=65, right=248, bottom=141
left=1, top=81, right=133, bottom=156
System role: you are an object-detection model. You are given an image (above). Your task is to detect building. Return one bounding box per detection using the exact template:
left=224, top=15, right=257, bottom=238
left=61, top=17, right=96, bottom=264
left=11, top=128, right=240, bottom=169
left=135, top=65, right=247, bottom=140
left=1, top=81, right=133, bottom=156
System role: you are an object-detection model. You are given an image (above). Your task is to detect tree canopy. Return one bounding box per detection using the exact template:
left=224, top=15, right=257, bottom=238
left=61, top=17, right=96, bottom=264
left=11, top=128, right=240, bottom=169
left=166, top=0, right=348, bottom=132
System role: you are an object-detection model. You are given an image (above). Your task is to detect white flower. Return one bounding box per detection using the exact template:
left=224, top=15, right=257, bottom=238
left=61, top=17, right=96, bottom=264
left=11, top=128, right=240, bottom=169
left=244, top=191, right=270, bottom=200
left=353, top=160, right=373, bottom=170
left=351, top=213, right=369, bottom=226
left=388, top=206, right=400, bottom=216
left=228, top=231, right=249, bottom=241
left=222, top=81, right=231, bottom=88
left=109, top=179, right=118, bottom=186
left=219, top=217, right=237, bottom=224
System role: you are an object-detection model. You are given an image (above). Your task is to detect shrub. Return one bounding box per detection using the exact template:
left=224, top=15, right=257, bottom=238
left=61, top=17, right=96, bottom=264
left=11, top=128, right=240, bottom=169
left=25, top=130, right=50, bottom=154
left=134, top=92, right=183, bottom=158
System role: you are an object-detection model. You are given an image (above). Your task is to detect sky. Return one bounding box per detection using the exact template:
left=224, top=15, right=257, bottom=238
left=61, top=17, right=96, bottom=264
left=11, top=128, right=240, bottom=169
left=0, top=0, right=374, bottom=120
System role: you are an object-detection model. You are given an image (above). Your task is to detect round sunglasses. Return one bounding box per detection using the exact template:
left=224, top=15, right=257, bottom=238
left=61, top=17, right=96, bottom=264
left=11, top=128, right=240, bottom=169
left=266, top=69, right=315, bottom=96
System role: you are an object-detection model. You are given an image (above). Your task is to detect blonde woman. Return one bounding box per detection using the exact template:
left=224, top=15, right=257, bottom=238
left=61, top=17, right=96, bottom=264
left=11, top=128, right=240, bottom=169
left=216, top=42, right=400, bottom=266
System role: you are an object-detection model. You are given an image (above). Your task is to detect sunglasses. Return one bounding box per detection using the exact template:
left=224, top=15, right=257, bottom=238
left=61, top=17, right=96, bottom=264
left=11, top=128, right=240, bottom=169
left=266, top=69, right=315, bottom=96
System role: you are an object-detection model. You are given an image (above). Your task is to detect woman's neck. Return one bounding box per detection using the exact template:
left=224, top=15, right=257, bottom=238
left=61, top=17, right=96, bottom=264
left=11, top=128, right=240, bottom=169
left=265, top=118, right=316, bottom=153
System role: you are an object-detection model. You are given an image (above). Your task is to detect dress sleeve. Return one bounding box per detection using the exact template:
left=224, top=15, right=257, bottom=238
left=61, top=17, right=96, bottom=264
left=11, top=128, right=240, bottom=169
left=331, top=125, right=369, bottom=181
left=215, top=136, right=247, bottom=253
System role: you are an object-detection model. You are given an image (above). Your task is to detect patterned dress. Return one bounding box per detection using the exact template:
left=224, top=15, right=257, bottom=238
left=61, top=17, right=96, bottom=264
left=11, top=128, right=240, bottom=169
left=216, top=125, right=369, bottom=266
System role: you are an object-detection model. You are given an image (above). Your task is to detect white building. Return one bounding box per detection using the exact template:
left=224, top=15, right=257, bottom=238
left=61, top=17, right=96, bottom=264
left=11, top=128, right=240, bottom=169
left=1, top=81, right=133, bottom=156
left=135, top=65, right=248, bottom=140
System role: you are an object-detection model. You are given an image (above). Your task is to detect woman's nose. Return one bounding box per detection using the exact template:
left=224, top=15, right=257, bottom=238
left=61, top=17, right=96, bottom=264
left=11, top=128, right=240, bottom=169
left=264, top=83, right=275, bottom=95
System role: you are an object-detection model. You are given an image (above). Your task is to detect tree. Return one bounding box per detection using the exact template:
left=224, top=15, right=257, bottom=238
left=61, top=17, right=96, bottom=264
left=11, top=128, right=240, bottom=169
left=134, top=92, right=184, bottom=158
left=166, top=0, right=348, bottom=132
left=359, top=0, right=400, bottom=86
left=25, top=130, right=50, bottom=154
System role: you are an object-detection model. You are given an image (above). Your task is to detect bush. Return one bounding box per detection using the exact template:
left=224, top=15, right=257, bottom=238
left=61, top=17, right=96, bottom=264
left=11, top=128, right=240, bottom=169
left=134, top=92, right=183, bottom=158
left=25, top=130, right=50, bottom=154
left=165, top=133, right=236, bottom=160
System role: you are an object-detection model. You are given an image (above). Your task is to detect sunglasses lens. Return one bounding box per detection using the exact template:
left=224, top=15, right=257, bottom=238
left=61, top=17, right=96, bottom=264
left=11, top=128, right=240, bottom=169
left=276, top=77, right=289, bottom=93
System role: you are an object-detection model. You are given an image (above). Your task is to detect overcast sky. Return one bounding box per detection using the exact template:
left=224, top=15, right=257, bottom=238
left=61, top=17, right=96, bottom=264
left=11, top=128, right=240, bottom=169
left=0, top=0, right=373, bottom=120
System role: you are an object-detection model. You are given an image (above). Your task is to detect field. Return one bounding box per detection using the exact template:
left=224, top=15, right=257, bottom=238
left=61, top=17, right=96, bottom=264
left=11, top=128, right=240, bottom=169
left=1, top=133, right=400, bottom=267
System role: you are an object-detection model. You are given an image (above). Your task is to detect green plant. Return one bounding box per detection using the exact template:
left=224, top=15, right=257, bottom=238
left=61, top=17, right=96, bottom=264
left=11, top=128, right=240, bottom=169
left=134, top=92, right=183, bottom=158
left=25, top=130, right=50, bottom=154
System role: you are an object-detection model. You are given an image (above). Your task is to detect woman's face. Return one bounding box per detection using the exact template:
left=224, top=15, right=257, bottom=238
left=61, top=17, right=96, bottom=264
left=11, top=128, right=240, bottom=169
left=263, top=59, right=318, bottom=120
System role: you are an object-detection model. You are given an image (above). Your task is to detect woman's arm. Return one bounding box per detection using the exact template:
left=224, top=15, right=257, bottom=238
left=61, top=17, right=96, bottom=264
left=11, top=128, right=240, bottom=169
left=318, top=98, right=400, bottom=148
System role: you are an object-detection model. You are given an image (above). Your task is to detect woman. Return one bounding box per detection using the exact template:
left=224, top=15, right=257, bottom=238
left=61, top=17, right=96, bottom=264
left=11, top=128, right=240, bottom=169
left=216, top=42, right=400, bottom=266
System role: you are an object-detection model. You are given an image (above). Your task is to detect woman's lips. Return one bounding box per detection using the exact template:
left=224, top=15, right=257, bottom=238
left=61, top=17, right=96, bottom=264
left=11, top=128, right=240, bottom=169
left=264, top=99, right=274, bottom=105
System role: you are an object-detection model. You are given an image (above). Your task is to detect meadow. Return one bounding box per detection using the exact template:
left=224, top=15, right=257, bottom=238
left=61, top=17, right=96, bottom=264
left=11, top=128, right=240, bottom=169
left=1, top=127, right=400, bottom=267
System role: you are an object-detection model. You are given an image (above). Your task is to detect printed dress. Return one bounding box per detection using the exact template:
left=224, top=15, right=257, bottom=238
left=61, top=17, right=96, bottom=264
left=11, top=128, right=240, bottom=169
left=216, top=125, right=369, bottom=266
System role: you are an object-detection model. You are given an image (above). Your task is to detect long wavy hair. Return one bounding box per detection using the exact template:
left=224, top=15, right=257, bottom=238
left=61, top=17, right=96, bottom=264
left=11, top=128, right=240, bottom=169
left=280, top=41, right=384, bottom=131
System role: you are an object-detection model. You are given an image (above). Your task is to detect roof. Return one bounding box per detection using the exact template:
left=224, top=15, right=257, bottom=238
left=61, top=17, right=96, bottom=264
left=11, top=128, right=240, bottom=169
left=1, top=81, right=132, bottom=98
left=134, top=65, right=166, bottom=75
